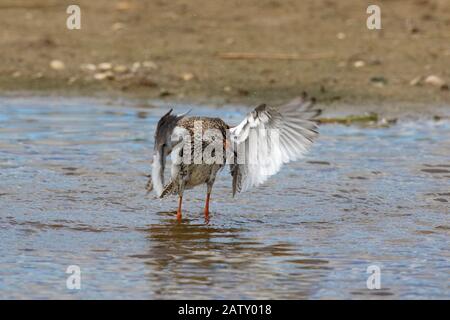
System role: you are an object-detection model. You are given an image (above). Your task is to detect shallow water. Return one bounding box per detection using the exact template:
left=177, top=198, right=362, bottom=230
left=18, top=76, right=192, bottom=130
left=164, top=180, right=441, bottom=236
left=0, top=97, right=448, bottom=299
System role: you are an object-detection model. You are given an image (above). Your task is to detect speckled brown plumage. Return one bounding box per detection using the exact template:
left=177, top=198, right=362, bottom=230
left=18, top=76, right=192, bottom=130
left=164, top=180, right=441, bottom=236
left=160, top=116, right=229, bottom=198
left=149, top=94, right=320, bottom=222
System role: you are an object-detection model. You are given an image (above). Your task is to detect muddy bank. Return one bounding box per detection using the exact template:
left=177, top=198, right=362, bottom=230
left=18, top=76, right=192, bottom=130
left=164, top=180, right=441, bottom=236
left=1, top=0, right=450, bottom=117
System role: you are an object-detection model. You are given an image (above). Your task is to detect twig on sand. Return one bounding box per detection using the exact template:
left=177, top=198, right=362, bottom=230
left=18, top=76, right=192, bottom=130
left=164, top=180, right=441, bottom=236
left=217, top=52, right=335, bottom=61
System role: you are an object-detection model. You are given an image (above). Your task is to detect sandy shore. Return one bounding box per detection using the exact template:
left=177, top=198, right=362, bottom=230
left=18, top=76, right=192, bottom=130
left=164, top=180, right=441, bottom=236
left=1, top=0, right=449, bottom=118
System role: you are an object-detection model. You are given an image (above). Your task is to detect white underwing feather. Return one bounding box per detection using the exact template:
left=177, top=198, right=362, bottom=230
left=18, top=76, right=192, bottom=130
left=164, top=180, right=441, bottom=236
left=229, top=96, right=320, bottom=195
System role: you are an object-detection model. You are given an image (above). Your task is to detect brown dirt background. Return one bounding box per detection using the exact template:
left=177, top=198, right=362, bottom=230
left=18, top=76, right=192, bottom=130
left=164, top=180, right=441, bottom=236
left=1, top=0, right=450, bottom=116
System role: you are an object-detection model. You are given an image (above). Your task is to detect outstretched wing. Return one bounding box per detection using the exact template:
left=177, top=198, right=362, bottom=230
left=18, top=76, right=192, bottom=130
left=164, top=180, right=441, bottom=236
left=148, top=109, right=188, bottom=197
left=229, top=94, right=321, bottom=195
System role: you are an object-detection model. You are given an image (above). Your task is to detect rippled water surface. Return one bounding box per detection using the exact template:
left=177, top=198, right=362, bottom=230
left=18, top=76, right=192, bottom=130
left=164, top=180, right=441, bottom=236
left=0, top=97, right=449, bottom=299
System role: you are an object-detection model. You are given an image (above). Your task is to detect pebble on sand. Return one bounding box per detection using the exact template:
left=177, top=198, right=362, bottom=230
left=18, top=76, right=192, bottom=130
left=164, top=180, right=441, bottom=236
left=50, top=60, right=65, bottom=71
left=114, top=65, right=128, bottom=73
left=80, top=63, right=97, bottom=72
left=424, top=75, right=448, bottom=90
left=353, top=60, right=365, bottom=68
left=94, top=72, right=114, bottom=80
left=131, top=62, right=141, bottom=73
left=181, top=72, right=194, bottom=81
left=336, top=32, right=346, bottom=40
left=98, top=63, right=113, bottom=71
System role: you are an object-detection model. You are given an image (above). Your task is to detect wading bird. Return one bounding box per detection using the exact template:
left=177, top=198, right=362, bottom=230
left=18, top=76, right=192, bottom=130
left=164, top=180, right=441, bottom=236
left=147, top=93, right=321, bottom=222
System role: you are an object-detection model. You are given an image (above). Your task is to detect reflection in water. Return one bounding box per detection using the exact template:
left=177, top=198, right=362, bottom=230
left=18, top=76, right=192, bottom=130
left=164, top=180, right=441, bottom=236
left=0, top=98, right=449, bottom=299
left=135, top=213, right=329, bottom=299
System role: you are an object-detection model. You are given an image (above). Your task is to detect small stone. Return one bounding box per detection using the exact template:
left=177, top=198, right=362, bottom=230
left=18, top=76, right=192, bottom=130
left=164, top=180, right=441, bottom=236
left=113, top=65, right=128, bottom=73
left=223, top=86, right=232, bottom=92
left=80, top=63, right=97, bottom=72
left=131, top=62, right=141, bottom=73
left=94, top=72, right=114, bottom=80
left=424, top=75, right=446, bottom=88
left=337, top=32, right=346, bottom=40
left=94, top=73, right=107, bottom=80
left=181, top=72, right=194, bottom=81
left=50, top=60, right=65, bottom=71
left=98, top=62, right=112, bottom=71
left=353, top=60, right=365, bottom=68
left=12, top=71, right=21, bottom=78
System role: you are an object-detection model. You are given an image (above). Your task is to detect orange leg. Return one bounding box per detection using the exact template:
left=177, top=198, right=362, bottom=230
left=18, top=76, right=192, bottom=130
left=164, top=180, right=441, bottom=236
left=176, top=195, right=183, bottom=221
left=204, top=192, right=211, bottom=222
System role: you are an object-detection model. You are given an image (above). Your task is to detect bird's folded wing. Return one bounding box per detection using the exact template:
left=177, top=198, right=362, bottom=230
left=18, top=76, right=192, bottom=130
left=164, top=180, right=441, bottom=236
left=229, top=94, right=321, bottom=195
